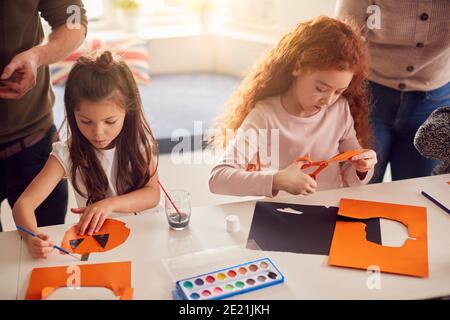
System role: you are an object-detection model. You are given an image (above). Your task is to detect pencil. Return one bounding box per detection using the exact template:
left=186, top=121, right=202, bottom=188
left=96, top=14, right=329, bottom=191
left=421, top=191, right=450, bottom=215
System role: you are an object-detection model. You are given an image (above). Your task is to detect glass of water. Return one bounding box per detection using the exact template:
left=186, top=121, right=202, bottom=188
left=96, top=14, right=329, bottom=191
left=165, top=190, right=191, bottom=230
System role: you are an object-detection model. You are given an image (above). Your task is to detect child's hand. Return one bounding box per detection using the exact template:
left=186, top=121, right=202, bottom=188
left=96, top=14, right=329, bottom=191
left=273, top=161, right=317, bottom=195
left=26, top=233, right=54, bottom=259
left=350, top=149, right=378, bottom=174
left=71, top=199, right=113, bottom=235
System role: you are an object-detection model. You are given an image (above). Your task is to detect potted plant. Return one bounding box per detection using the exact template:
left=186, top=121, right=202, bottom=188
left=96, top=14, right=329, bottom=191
left=113, top=0, right=141, bottom=33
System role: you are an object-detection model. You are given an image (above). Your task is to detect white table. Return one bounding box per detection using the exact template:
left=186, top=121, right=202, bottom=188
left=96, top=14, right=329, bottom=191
left=0, top=230, right=21, bottom=299
left=1, top=174, right=449, bottom=299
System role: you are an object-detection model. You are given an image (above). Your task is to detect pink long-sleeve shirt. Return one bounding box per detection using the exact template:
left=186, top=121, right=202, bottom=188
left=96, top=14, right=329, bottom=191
left=209, top=95, right=373, bottom=197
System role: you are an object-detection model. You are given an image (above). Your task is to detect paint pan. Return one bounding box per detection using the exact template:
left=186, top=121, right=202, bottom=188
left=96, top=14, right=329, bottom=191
left=174, top=257, right=284, bottom=300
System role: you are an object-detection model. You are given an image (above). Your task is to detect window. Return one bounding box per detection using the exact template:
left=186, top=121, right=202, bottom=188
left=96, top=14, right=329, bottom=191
left=140, top=0, right=166, bottom=14
left=78, top=0, right=278, bottom=34
left=215, top=0, right=277, bottom=28
left=83, top=0, right=105, bottom=21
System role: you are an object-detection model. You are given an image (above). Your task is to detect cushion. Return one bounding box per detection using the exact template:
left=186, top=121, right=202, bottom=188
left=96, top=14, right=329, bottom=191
left=50, top=38, right=150, bottom=86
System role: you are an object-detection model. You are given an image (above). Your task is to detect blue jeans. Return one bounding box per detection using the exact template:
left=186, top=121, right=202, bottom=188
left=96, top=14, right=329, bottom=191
left=368, top=81, right=450, bottom=183
left=0, top=125, right=68, bottom=231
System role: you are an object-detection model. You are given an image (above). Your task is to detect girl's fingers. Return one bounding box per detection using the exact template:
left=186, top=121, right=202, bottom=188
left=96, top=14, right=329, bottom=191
left=353, top=157, right=377, bottom=171
left=71, top=207, right=86, bottom=214
left=40, top=246, right=55, bottom=254
left=88, top=213, right=101, bottom=235
left=78, top=211, right=94, bottom=235
left=36, top=241, right=54, bottom=248
left=306, top=185, right=316, bottom=194
left=37, top=233, right=49, bottom=241
left=31, top=246, right=54, bottom=258
left=352, top=150, right=376, bottom=161
left=360, top=157, right=377, bottom=170
left=306, top=176, right=317, bottom=188
left=95, top=215, right=107, bottom=233
left=78, top=219, right=89, bottom=235
left=32, top=237, right=54, bottom=248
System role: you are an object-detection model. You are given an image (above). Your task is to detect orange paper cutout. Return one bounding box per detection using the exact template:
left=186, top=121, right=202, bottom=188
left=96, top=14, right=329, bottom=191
left=26, top=261, right=133, bottom=300
left=61, top=219, right=130, bottom=255
left=328, top=198, right=428, bottom=278
left=296, top=149, right=369, bottom=179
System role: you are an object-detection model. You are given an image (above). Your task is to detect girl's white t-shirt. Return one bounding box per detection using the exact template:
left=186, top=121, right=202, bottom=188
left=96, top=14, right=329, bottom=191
left=50, top=141, right=162, bottom=217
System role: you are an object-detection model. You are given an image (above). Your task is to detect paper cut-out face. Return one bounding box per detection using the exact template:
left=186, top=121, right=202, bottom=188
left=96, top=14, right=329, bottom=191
left=60, top=219, right=130, bottom=255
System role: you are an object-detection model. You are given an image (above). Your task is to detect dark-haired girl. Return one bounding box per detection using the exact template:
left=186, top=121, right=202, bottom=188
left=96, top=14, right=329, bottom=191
left=13, top=50, right=160, bottom=259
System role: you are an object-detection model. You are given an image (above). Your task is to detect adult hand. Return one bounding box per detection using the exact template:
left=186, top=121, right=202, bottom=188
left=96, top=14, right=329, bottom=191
left=0, top=49, right=39, bottom=99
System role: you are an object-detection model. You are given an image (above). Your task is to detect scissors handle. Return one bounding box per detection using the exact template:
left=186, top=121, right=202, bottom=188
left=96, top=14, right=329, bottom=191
left=295, top=156, right=328, bottom=180
left=307, top=163, right=328, bottom=180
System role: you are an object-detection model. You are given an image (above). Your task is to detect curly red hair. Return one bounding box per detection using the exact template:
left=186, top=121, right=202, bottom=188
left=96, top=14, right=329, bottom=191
left=210, top=16, right=372, bottom=149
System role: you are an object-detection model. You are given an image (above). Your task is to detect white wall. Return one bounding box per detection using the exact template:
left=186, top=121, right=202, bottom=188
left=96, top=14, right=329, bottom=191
left=148, top=0, right=338, bottom=77
left=275, top=0, right=337, bottom=33
left=149, top=35, right=215, bottom=74
left=213, top=35, right=272, bottom=77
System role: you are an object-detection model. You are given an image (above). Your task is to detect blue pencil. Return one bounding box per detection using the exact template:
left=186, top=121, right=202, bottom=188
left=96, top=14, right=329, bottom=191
left=16, top=225, right=81, bottom=261
left=421, top=191, right=450, bottom=215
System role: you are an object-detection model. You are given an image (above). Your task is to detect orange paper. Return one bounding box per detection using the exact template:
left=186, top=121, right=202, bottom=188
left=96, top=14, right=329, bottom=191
left=61, top=219, right=130, bottom=255
left=296, top=149, right=368, bottom=179
left=25, top=261, right=133, bottom=300
left=328, top=198, right=428, bottom=277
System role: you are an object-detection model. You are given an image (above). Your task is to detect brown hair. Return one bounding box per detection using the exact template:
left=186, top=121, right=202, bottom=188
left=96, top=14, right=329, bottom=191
left=210, top=16, right=372, bottom=148
left=64, top=50, right=158, bottom=204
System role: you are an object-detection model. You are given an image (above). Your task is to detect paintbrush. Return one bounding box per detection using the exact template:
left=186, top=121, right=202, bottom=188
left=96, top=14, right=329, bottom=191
left=158, top=181, right=182, bottom=217
left=16, top=225, right=81, bottom=261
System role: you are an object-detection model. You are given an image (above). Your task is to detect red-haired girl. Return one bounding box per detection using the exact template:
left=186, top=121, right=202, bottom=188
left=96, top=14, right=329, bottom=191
left=209, top=16, right=377, bottom=197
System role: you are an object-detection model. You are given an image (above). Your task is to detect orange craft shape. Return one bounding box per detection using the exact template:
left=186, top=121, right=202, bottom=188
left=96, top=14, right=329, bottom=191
left=26, top=261, right=133, bottom=300
left=60, top=219, right=130, bottom=256
left=328, top=198, right=428, bottom=278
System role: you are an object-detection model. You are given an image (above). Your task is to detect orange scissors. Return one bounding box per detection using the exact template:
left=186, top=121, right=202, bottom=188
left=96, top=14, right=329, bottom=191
left=295, top=149, right=369, bottom=179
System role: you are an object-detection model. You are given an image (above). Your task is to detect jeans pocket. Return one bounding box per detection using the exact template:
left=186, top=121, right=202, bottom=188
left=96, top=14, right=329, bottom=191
left=425, top=82, right=450, bottom=102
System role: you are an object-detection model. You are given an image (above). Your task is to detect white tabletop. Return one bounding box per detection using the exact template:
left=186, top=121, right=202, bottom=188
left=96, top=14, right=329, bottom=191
left=0, top=230, right=21, bottom=299
left=2, top=174, right=449, bottom=300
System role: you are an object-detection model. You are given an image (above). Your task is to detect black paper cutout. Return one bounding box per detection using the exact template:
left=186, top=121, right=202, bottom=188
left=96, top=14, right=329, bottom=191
left=247, top=201, right=381, bottom=256
left=93, top=234, right=110, bottom=248
left=69, top=238, right=85, bottom=250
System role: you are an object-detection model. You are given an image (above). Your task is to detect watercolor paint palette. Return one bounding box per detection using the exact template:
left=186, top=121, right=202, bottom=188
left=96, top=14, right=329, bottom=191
left=174, top=257, right=285, bottom=300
